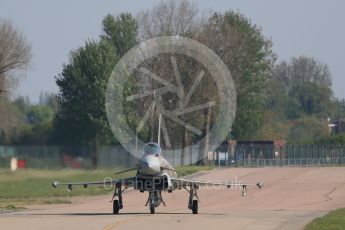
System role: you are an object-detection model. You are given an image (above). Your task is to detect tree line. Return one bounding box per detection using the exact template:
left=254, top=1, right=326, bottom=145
left=1, top=0, right=344, bottom=152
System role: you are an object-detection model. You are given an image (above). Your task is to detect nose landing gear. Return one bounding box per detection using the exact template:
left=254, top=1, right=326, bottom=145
left=145, top=190, right=166, bottom=214
left=150, top=204, right=155, bottom=214
left=241, top=185, right=247, bottom=197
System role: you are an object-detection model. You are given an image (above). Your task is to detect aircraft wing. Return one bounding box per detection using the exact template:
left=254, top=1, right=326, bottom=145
left=170, top=178, right=263, bottom=191
left=52, top=177, right=137, bottom=192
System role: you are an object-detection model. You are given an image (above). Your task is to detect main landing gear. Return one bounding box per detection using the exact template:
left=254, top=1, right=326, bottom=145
left=185, top=186, right=199, bottom=214
left=111, top=186, right=126, bottom=214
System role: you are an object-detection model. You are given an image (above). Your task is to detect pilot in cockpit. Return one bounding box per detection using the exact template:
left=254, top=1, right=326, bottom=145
left=143, top=142, right=161, bottom=158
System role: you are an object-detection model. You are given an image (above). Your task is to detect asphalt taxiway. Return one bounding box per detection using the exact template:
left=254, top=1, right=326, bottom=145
left=1, top=167, right=345, bottom=230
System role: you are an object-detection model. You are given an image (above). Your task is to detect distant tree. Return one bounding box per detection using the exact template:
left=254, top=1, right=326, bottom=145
left=333, top=99, right=345, bottom=118
left=54, top=40, right=118, bottom=167
left=288, top=116, right=329, bottom=143
left=13, top=96, right=30, bottom=114
left=0, top=98, right=25, bottom=144
left=15, top=121, right=54, bottom=145
left=288, top=82, right=334, bottom=117
left=55, top=13, right=138, bottom=167
left=267, top=56, right=335, bottom=121
left=198, top=11, right=276, bottom=139
left=135, top=0, right=201, bottom=148
left=137, top=0, right=199, bottom=40
left=39, top=92, right=58, bottom=112
left=134, top=6, right=275, bottom=150
left=0, top=19, right=31, bottom=143
left=273, top=56, right=332, bottom=92
left=254, top=111, right=290, bottom=140
left=130, top=6, right=275, bottom=166
left=316, top=133, right=345, bottom=145
left=0, top=19, right=31, bottom=94
left=27, top=105, right=54, bottom=125
left=101, top=13, right=138, bottom=57
left=6, top=95, right=57, bottom=145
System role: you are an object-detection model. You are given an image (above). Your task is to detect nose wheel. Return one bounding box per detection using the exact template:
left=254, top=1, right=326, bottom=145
left=145, top=190, right=165, bottom=214
left=149, top=192, right=156, bottom=214
left=150, top=205, right=155, bottom=214
left=241, top=185, right=247, bottom=197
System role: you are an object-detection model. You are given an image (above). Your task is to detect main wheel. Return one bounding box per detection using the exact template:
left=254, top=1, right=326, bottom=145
left=113, top=200, right=120, bottom=214
left=192, top=200, right=198, bottom=214
left=150, top=205, right=155, bottom=214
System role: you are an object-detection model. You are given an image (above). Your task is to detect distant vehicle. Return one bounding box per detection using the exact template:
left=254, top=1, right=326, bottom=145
left=52, top=142, right=263, bottom=214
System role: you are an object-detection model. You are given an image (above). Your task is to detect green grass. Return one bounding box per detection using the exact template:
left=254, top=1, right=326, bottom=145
left=0, top=198, right=71, bottom=210
left=3, top=204, right=26, bottom=211
left=176, top=165, right=215, bottom=176
left=305, top=208, right=345, bottom=230
left=0, top=166, right=213, bottom=210
left=0, top=168, right=131, bottom=210
left=0, top=169, right=127, bottom=199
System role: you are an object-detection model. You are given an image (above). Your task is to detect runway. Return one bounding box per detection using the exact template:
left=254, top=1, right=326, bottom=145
left=1, top=167, right=345, bottom=230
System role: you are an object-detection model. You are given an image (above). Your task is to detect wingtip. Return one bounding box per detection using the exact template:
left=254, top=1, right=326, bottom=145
left=52, top=181, right=59, bottom=188
left=256, top=182, right=263, bottom=189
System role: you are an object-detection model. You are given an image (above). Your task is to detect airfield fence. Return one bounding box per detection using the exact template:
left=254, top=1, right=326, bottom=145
left=0, top=145, right=136, bottom=169
left=1, top=144, right=345, bottom=169
left=210, top=143, right=345, bottom=167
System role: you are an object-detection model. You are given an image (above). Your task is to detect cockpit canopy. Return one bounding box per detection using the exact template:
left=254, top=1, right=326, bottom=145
left=143, top=142, right=161, bottom=156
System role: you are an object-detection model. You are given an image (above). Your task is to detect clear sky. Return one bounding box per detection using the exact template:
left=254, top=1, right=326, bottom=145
left=1, top=0, right=344, bottom=103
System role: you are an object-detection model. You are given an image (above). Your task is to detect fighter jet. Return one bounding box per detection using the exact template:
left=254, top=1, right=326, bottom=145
left=52, top=142, right=263, bottom=214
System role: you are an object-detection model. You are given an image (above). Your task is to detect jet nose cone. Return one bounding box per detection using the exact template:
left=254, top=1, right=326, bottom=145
left=140, top=156, right=161, bottom=175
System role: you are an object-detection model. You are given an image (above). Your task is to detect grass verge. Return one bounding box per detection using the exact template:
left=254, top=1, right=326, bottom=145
left=305, top=208, right=345, bottom=230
